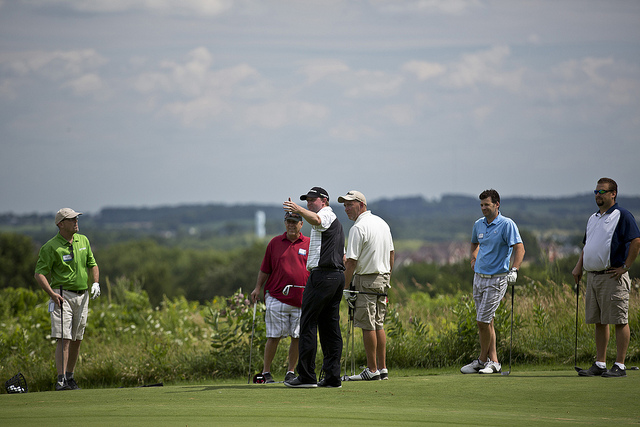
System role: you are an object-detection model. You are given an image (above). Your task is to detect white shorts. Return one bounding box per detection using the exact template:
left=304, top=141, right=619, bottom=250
left=473, top=273, right=508, bottom=324
left=50, top=289, right=89, bottom=341
left=265, top=292, right=301, bottom=339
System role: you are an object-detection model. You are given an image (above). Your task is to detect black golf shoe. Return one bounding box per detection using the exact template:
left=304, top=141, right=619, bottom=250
left=602, top=365, right=626, bottom=378
left=55, top=380, right=71, bottom=391
left=578, top=363, right=607, bottom=377
left=262, top=372, right=275, bottom=383
left=66, top=378, right=81, bottom=390
left=284, top=376, right=317, bottom=388
left=317, top=378, right=342, bottom=388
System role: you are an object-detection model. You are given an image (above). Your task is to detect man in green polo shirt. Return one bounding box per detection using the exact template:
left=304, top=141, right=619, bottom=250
left=34, top=208, right=100, bottom=391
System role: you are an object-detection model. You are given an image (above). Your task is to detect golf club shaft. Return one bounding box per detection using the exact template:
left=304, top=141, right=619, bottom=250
left=350, top=309, right=355, bottom=375
left=247, top=301, right=257, bottom=384
left=343, top=308, right=350, bottom=378
left=343, top=289, right=388, bottom=297
left=508, top=283, right=514, bottom=374
left=60, top=286, right=64, bottom=341
left=574, top=281, right=579, bottom=369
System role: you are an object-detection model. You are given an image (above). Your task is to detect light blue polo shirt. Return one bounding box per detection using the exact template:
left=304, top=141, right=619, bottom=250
left=471, top=213, right=522, bottom=275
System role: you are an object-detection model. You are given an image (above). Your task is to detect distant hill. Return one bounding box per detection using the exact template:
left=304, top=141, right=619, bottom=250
left=3, top=194, right=640, bottom=248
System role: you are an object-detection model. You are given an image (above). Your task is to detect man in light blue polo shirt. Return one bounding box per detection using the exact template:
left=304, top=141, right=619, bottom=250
left=461, top=189, right=525, bottom=375
left=572, top=177, right=640, bottom=378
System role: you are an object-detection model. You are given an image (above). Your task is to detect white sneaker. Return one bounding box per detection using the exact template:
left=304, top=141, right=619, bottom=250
left=478, top=360, right=502, bottom=374
left=379, top=368, right=389, bottom=380
left=460, top=359, right=486, bottom=374
left=348, top=368, right=381, bottom=381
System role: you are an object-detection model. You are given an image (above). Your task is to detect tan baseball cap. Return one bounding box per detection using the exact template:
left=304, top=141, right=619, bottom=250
left=338, top=190, right=367, bottom=205
left=55, top=208, right=82, bottom=225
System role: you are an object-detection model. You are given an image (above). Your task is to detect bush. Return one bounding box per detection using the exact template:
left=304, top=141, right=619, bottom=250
left=1, top=275, right=639, bottom=393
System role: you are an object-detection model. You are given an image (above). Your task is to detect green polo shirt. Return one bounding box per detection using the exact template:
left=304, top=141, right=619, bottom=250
left=35, top=233, right=97, bottom=291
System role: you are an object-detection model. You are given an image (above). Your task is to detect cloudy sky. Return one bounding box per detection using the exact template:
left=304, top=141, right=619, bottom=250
left=1, top=0, right=639, bottom=215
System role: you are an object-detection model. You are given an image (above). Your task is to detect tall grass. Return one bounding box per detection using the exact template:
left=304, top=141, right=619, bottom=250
left=1, top=275, right=638, bottom=392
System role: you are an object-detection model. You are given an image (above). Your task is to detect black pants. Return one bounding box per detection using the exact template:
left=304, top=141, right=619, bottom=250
left=296, top=269, right=344, bottom=384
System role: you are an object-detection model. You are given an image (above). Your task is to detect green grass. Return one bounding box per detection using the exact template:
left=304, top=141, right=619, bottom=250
left=2, top=367, right=639, bottom=426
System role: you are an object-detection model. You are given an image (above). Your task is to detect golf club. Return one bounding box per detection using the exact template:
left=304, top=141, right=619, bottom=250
left=574, top=280, right=582, bottom=373
left=247, top=301, right=257, bottom=384
left=502, top=283, right=514, bottom=376
left=341, top=297, right=355, bottom=381
left=60, top=286, right=64, bottom=341
left=282, top=284, right=305, bottom=296
left=343, top=289, right=388, bottom=297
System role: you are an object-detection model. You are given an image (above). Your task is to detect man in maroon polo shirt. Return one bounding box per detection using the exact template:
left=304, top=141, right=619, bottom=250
left=251, top=212, right=310, bottom=383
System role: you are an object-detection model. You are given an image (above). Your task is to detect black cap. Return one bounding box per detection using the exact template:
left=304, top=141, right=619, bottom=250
left=285, top=212, right=303, bottom=222
left=300, top=186, right=329, bottom=201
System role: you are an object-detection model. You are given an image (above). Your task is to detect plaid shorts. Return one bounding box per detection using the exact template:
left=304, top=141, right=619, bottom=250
left=473, top=273, right=508, bottom=323
left=265, top=292, right=301, bottom=338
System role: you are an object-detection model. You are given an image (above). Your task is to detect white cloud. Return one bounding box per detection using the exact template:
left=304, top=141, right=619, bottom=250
left=370, top=0, right=481, bottom=15
left=298, top=59, right=350, bottom=84
left=329, top=123, right=379, bottom=141
left=163, top=96, right=230, bottom=126
left=131, top=47, right=329, bottom=128
left=243, top=101, right=329, bottom=129
left=0, top=49, right=107, bottom=80
left=443, top=45, right=523, bottom=92
left=402, top=60, right=446, bottom=81
left=133, top=48, right=259, bottom=98
left=545, top=57, right=640, bottom=107
left=22, top=0, right=233, bottom=16
left=379, top=104, right=416, bottom=126
left=63, top=73, right=108, bottom=99
left=345, top=70, right=404, bottom=98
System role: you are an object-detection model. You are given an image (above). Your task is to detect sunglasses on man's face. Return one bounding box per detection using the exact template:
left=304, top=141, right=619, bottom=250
left=594, top=189, right=613, bottom=195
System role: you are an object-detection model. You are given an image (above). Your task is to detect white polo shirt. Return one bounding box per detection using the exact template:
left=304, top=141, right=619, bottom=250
left=346, top=210, right=394, bottom=275
left=583, top=204, right=640, bottom=271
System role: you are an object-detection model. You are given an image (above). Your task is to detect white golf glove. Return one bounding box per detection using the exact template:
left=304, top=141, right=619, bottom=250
left=91, top=282, right=101, bottom=299
left=506, top=268, right=518, bottom=284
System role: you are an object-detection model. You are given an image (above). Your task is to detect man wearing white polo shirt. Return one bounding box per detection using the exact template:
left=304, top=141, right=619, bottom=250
left=572, top=177, right=640, bottom=377
left=461, top=189, right=525, bottom=375
left=339, top=190, right=394, bottom=381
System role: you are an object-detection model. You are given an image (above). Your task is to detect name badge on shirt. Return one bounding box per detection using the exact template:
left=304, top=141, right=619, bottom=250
left=478, top=233, right=484, bottom=239
left=63, top=254, right=73, bottom=262
left=299, top=249, right=307, bottom=256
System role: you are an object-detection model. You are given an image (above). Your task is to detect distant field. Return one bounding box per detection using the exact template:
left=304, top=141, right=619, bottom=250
left=2, top=366, right=639, bottom=426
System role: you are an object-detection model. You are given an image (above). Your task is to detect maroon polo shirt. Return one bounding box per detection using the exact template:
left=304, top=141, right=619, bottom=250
left=260, top=232, right=310, bottom=307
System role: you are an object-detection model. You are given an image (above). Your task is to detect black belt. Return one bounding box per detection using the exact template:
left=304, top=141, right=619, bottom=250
left=312, top=267, right=343, bottom=272
left=589, top=270, right=608, bottom=275
left=65, top=289, right=86, bottom=295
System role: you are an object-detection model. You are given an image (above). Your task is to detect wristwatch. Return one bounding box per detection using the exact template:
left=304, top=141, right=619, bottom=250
left=623, top=264, right=630, bottom=271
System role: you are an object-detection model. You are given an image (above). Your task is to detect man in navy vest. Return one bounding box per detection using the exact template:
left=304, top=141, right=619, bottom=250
left=282, top=187, right=345, bottom=388
left=573, top=177, right=640, bottom=377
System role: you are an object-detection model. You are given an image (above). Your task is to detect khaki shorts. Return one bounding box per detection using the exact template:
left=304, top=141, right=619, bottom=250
left=585, top=272, right=630, bottom=325
left=265, top=292, right=301, bottom=339
left=473, top=273, right=508, bottom=323
left=50, top=289, right=89, bottom=341
left=353, top=273, right=390, bottom=331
